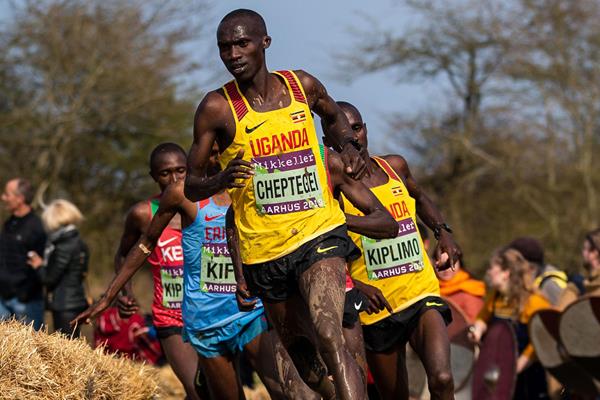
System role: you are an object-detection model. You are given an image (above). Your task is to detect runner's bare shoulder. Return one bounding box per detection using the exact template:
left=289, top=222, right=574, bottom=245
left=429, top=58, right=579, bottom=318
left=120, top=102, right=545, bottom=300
left=380, top=154, right=410, bottom=180
left=126, top=200, right=152, bottom=229
left=194, top=88, right=234, bottom=131
left=292, top=70, right=323, bottom=105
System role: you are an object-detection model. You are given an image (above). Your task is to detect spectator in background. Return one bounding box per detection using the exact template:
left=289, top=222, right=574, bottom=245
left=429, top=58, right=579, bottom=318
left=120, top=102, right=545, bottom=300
left=0, top=178, right=46, bottom=329
left=507, top=237, right=567, bottom=305
left=557, top=228, right=600, bottom=310
left=469, top=248, right=551, bottom=400
left=94, top=306, right=163, bottom=365
left=27, top=199, right=89, bottom=337
left=436, top=255, right=485, bottom=322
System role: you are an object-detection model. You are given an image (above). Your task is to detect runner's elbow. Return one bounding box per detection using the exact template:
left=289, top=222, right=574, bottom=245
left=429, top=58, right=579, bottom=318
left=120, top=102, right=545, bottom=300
left=183, top=180, right=200, bottom=202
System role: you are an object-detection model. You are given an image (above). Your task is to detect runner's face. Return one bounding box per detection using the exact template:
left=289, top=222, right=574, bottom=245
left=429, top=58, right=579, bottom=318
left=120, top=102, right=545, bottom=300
left=486, top=263, right=509, bottom=292
left=342, top=109, right=367, bottom=149
left=1, top=180, right=24, bottom=213
left=217, top=20, right=270, bottom=81
left=151, top=152, right=187, bottom=191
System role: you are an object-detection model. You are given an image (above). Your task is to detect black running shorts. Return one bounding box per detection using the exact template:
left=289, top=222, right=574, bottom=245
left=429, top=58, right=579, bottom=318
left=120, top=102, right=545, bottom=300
left=243, top=225, right=361, bottom=303
left=343, top=287, right=369, bottom=328
left=362, top=296, right=452, bottom=353
left=155, top=325, right=182, bottom=340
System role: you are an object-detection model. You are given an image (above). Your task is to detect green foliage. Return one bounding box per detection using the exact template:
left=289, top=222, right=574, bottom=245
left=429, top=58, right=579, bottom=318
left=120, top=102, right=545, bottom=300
left=346, top=0, right=600, bottom=275
left=0, top=0, right=208, bottom=279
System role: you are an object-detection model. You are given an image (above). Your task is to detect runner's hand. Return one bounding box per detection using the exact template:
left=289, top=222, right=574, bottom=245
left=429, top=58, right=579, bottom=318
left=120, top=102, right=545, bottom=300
left=219, top=149, right=254, bottom=189
left=434, top=231, right=461, bottom=271
left=70, top=295, right=111, bottom=326
left=340, top=142, right=367, bottom=179
left=354, top=281, right=393, bottom=315
left=117, top=295, right=139, bottom=318
left=236, top=280, right=257, bottom=312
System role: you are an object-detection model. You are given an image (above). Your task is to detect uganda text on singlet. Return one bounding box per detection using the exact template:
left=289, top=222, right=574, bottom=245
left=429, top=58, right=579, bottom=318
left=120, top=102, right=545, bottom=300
left=220, top=70, right=346, bottom=264
left=341, top=157, right=440, bottom=325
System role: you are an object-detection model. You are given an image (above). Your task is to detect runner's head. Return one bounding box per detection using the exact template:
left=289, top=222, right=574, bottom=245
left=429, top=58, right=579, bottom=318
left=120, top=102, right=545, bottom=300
left=487, top=248, right=533, bottom=304
left=149, top=142, right=187, bottom=191
left=336, top=101, right=368, bottom=149
left=583, top=228, right=600, bottom=272
left=207, top=142, right=221, bottom=177
left=217, top=9, right=271, bottom=81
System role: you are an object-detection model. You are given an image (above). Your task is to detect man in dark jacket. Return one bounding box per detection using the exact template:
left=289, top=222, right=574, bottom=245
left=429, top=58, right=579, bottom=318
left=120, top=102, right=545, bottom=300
left=0, top=178, right=46, bottom=329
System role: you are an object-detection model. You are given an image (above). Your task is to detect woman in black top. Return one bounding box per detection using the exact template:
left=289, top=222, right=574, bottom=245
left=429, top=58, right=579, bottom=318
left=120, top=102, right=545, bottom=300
left=28, top=199, right=89, bottom=336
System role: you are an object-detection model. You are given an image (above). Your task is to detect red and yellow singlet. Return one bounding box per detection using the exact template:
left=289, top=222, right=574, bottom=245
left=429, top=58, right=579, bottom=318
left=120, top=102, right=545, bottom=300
left=220, top=70, right=346, bottom=264
left=342, top=157, right=440, bottom=325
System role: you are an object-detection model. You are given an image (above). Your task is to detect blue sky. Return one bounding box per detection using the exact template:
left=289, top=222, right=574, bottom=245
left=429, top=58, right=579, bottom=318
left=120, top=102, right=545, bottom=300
left=191, top=1, right=444, bottom=153
left=2, top=1, right=447, bottom=154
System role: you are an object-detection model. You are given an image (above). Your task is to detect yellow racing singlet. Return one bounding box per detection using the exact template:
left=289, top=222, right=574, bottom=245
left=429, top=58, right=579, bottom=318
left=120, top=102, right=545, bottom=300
left=220, top=70, right=346, bottom=264
left=342, top=156, right=440, bottom=325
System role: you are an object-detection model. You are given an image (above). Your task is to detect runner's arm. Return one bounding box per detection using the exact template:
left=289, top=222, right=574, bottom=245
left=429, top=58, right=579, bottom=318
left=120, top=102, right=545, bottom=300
left=329, top=152, right=396, bottom=239
left=384, top=154, right=461, bottom=270
left=185, top=91, right=253, bottom=201
left=114, top=204, right=146, bottom=282
left=113, top=203, right=148, bottom=314
left=225, top=206, right=257, bottom=311
left=297, top=70, right=366, bottom=178
left=71, top=184, right=182, bottom=325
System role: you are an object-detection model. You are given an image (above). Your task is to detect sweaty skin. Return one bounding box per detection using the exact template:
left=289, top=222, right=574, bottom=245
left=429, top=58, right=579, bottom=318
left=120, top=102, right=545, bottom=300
left=185, top=10, right=377, bottom=400
left=332, top=102, right=458, bottom=400
left=110, top=148, right=202, bottom=400
left=227, top=149, right=396, bottom=398
left=73, top=146, right=314, bottom=400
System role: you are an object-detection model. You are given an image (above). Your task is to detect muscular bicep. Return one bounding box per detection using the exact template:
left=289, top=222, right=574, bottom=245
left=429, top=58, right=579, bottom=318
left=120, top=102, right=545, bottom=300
left=188, top=99, right=220, bottom=179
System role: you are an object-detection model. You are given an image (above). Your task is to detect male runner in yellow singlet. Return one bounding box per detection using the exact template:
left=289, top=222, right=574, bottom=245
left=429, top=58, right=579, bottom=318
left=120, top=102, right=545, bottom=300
left=184, top=9, right=382, bottom=400
left=332, top=101, right=461, bottom=400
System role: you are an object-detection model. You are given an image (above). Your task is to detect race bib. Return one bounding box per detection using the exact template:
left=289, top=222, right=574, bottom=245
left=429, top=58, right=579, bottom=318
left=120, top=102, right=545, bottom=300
left=200, top=243, right=236, bottom=294
left=252, top=148, right=325, bottom=215
left=160, top=267, right=184, bottom=308
left=362, top=218, right=425, bottom=281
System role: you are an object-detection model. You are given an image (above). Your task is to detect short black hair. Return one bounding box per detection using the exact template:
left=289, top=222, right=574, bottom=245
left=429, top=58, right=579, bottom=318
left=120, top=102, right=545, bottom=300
left=149, top=142, right=186, bottom=172
left=219, top=9, right=267, bottom=36
left=336, top=101, right=361, bottom=119
left=15, top=178, right=34, bottom=205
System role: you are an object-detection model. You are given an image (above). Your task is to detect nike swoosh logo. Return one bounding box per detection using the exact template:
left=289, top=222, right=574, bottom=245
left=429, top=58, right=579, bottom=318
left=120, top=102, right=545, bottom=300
left=316, top=245, right=338, bottom=254
left=354, top=301, right=363, bottom=311
left=245, top=120, right=268, bottom=134
left=205, top=214, right=224, bottom=222
left=157, top=236, right=177, bottom=247
left=425, top=301, right=444, bottom=307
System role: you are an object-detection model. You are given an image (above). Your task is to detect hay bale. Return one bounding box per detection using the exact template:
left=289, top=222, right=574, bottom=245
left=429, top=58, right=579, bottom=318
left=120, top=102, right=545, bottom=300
left=155, top=365, right=185, bottom=400
left=0, top=319, right=159, bottom=399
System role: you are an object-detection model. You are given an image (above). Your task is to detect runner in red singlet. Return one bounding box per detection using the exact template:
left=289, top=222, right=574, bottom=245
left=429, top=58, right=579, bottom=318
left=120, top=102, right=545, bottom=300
left=114, top=143, right=204, bottom=400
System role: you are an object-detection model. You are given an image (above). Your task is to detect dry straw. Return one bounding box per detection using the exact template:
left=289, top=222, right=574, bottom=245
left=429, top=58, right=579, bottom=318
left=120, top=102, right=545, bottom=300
left=0, top=319, right=160, bottom=399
